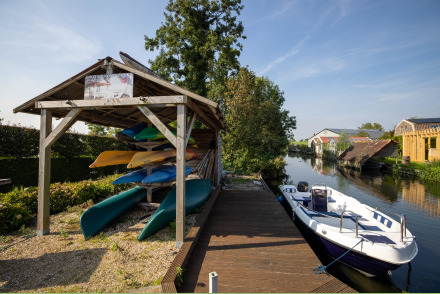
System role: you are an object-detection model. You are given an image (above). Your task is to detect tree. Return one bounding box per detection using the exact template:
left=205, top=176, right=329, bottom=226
left=87, top=124, right=121, bottom=137
left=357, top=130, right=368, bottom=137
left=358, top=122, right=384, bottom=131
left=222, top=68, right=296, bottom=174
left=337, top=131, right=351, bottom=151
left=145, top=0, right=245, bottom=98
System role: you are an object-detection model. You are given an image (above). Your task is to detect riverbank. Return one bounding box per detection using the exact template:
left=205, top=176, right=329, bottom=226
left=0, top=174, right=264, bottom=293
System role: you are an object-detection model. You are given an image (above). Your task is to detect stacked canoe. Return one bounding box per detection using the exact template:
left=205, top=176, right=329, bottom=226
left=81, top=122, right=205, bottom=240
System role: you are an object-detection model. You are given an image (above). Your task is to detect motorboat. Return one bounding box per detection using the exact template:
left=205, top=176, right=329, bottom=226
left=279, top=182, right=418, bottom=277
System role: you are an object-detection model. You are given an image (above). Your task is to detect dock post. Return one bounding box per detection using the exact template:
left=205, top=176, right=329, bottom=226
left=209, top=271, right=218, bottom=293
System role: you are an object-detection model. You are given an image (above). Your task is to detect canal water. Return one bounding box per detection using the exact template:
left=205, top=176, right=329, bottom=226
left=276, top=154, right=440, bottom=293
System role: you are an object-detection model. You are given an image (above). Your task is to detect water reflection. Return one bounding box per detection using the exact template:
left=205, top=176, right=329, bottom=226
left=402, top=181, right=440, bottom=220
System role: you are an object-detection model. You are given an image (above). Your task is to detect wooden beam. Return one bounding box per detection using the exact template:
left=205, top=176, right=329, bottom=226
left=186, top=112, right=196, bottom=148
left=138, top=105, right=177, bottom=148
left=35, top=96, right=187, bottom=109
left=37, top=109, right=52, bottom=236
left=186, top=98, right=218, bottom=130
left=44, top=108, right=82, bottom=149
left=112, top=61, right=218, bottom=108
left=176, top=104, right=186, bottom=248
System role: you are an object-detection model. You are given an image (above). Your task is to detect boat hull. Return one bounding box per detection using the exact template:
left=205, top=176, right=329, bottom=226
left=137, top=179, right=211, bottom=241
left=89, top=151, right=138, bottom=168
left=80, top=186, right=148, bottom=239
left=142, top=166, right=192, bottom=184
left=127, top=150, right=197, bottom=168
left=317, top=233, right=401, bottom=276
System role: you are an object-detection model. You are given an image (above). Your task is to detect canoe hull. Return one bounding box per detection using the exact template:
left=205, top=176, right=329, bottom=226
left=89, top=151, right=138, bottom=168
left=137, top=179, right=211, bottom=241
left=80, top=187, right=147, bottom=239
left=127, top=150, right=197, bottom=168
left=142, top=166, right=192, bottom=184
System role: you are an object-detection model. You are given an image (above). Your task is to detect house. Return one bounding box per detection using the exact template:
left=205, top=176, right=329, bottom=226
left=307, top=128, right=384, bottom=155
left=311, top=136, right=370, bottom=157
left=395, top=118, right=440, bottom=136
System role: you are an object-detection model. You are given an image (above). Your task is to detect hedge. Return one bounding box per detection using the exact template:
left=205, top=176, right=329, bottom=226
left=0, top=124, right=129, bottom=159
left=0, top=175, right=133, bottom=234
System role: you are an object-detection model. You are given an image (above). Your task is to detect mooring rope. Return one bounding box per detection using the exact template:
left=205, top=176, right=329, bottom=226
left=313, top=238, right=364, bottom=274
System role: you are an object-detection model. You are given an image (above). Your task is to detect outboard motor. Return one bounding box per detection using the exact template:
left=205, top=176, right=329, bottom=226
left=312, top=188, right=328, bottom=212
left=297, top=181, right=309, bottom=192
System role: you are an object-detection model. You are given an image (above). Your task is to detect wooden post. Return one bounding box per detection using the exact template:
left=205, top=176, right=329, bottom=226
left=176, top=104, right=186, bottom=248
left=147, top=122, right=153, bottom=203
left=37, top=109, right=52, bottom=236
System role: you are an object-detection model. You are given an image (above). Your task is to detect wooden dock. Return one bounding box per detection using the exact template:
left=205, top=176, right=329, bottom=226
left=177, top=190, right=355, bottom=293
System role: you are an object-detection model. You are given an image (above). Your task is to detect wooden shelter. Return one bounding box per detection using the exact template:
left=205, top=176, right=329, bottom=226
left=402, top=127, right=440, bottom=162
left=13, top=55, right=226, bottom=247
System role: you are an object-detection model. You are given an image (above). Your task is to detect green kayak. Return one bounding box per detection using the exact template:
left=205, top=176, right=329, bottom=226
left=80, top=186, right=148, bottom=239
left=137, top=179, right=212, bottom=241
left=133, top=127, right=197, bottom=146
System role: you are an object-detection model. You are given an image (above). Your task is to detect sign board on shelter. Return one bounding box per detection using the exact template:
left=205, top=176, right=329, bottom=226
left=84, top=73, right=134, bottom=100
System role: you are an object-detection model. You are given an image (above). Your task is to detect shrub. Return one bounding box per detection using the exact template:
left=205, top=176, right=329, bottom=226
left=420, top=161, right=440, bottom=182
left=0, top=174, right=133, bottom=234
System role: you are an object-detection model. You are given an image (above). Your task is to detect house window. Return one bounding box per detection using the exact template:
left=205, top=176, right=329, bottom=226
left=431, top=137, right=437, bottom=148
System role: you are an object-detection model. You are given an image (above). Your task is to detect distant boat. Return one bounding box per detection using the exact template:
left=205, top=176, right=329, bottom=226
left=279, top=182, right=417, bottom=277
left=138, top=179, right=211, bottom=241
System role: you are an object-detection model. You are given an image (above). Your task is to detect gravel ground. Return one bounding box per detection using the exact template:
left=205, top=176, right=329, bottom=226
left=0, top=175, right=263, bottom=293
left=0, top=195, right=197, bottom=293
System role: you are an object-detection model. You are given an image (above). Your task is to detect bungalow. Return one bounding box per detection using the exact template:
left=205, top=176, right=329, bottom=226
left=308, top=128, right=384, bottom=156
left=395, top=118, right=440, bottom=136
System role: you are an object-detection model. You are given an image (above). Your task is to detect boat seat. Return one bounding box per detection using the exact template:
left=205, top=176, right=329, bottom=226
left=358, top=225, right=383, bottom=231
left=360, top=234, right=396, bottom=245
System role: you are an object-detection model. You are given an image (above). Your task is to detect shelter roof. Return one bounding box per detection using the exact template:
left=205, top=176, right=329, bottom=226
left=327, top=128, right=384, bottom=139
left=13, top=56, right=226, bottom=130
left=407, top=118, right=440, bottom=124
left=337, top=139, right=398, bottom=165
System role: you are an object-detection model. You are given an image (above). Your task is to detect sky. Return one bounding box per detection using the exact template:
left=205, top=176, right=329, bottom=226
left=1, top=0, right=439, bottom=140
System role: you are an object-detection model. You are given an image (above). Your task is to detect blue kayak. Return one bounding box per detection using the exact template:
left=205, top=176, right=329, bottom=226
left=112, top=169, right=149, bottom=184
left=121, top=122, right=148, bottom=138
left=141, top=166, right=192, bottom=184
left=138, top=179, right=211, bottom=241
left=80, top=186, right=148, bottom=239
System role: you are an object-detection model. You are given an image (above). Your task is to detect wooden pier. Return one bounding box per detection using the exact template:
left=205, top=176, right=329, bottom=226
left=167, top=189, right=355, bottom=293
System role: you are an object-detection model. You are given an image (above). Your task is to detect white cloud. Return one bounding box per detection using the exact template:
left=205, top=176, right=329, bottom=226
left=259, top=36, right=309, bottom=74
left=0, top=8, right=101, bottom=65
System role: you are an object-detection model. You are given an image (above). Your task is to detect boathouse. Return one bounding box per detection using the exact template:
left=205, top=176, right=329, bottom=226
left=337, top=139, right=398, bottom=170
left=13, top=54, right=226, bottom=247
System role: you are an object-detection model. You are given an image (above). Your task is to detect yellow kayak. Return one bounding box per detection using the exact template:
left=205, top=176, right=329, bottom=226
left=127, top=150, right=197, bottom=168
left=89, top=151, right=139, bottom=168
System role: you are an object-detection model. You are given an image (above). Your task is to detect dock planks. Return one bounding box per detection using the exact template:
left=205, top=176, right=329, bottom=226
left=180, top=190, right=355, bottom=293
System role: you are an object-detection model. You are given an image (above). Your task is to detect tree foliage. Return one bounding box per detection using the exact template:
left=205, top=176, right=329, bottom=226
left=358, top=122, right=384, bottom=131
left=337, top=131, right=352, bottom=151
left=145, top=0, right=245, bottom=97
left=87, top=124, right=121, bottom=137
left=222, top=68, right=296, bottom=174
